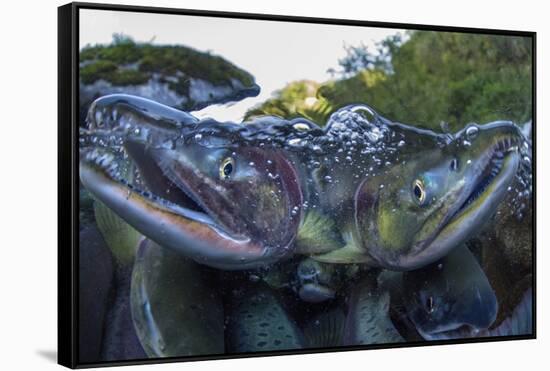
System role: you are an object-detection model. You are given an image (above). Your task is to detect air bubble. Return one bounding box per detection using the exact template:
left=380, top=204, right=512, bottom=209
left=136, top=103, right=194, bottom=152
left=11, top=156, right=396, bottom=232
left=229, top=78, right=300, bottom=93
left=293, top=123, right=310, bottom=131
left=465, top=125, right=479, bottom=140
left=287, top=138, right=303, bottom=147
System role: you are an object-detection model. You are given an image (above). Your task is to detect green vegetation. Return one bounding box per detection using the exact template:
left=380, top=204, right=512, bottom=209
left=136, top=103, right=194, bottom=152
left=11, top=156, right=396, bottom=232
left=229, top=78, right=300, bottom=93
left=80, top=34, right=255, bottom=91
left=247, top=32, right=532, bottom=131
left=245, top=80, right=334, bottom=124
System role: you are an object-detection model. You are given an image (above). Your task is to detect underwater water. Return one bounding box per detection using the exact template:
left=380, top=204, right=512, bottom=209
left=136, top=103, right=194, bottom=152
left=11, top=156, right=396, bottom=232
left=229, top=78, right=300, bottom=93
left=78, top=95, right=533, bottom=362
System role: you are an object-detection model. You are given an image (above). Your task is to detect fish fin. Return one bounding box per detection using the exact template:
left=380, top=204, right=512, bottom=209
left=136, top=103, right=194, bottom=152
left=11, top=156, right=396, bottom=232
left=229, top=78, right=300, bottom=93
left=94, top=199, right=143, bottom=265
left=303, top=307, right=346, bottom=348
left=295, top=211, right=344, bottom=254
left=309, top=231, right=371, bottom=264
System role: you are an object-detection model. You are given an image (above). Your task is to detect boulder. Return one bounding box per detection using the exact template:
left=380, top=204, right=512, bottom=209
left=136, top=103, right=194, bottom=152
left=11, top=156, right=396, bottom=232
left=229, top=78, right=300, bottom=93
left=79, top=36, right=259, bottom=124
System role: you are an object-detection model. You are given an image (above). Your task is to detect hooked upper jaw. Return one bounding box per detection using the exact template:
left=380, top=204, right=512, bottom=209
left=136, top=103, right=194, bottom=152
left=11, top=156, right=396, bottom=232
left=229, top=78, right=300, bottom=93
left=79, top=148, right=292, bottom=270
left=403, top=139, right=520, bottom=270
left=402, top=130, right=522, bottom=270
left=80, top=94, right=304, bottom=270
left=356, top=122, right=524, bottom=271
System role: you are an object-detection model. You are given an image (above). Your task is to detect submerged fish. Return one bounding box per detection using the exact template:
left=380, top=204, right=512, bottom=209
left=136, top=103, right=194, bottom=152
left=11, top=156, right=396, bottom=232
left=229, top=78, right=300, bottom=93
left=81, top=98, right=305, bottom=270
left=94, top=199, right=143, bottom=265
left=343, top=274, right=404, bottom=345
left=402, top=245, right=498, bottom=340
left=295, top=258, right=355, bottom=303
left=226, top=284, right=304, bottom=353
left=315, top=114, right=523, bottom=270
left=130, top=239, right=225, bottom=357
left=302, top=308, right=347, bottom=348
left=80, top=95, right=525, bottom=271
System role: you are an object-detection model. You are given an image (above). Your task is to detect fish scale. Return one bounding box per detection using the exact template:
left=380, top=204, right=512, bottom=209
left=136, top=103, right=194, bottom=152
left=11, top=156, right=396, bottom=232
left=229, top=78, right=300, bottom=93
left=226, top=285, right=304, bottom=352
left=343, top=277, right=403, bottom=345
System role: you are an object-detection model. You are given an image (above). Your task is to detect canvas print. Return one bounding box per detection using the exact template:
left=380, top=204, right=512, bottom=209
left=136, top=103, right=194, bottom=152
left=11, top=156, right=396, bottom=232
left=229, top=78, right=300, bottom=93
left=76, top=7, right=534, bottom=365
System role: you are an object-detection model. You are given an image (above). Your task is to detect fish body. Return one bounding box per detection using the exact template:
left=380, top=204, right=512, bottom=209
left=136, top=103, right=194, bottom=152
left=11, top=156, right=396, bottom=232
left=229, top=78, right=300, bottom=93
left=226, top=284, right=304, bottom=352
left=130, top=239, right=225, bottom=357
left=296, top=258, right=338, bottom=303
left=314, top=110, right=523, bottom=270
left=80, top=95, right=525, bottom=271
left=303, top=308, right=347, bottom=348
left=295, top=257, right=360, bottom=303
left=94, top=199, right=143, bottom=265
left=343, top=274, right=404, bottom=345
left=402, top=245, right=498, bottom=340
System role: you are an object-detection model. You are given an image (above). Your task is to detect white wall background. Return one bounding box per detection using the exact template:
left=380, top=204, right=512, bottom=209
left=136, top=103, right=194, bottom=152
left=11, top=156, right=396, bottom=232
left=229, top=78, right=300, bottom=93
left=0, top=0, right=546, bottom=370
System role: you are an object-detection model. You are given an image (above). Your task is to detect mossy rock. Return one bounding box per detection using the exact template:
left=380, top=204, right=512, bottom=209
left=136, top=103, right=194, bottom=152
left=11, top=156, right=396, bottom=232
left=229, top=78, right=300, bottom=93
left=79, top=36, right=259, bottom=124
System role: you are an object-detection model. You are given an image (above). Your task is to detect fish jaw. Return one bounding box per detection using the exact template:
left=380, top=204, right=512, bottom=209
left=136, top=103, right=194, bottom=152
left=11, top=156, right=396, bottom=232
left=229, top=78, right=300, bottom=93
left=401, top=151, right=520, bottom=270
left=360, top=122, right=523, bottom=271
left=298, top=283, right=336, bottom=303
left=80, top=149, right=286, bottom=270
left=416, top=324, right=481, bottom=341
left=146, top=143, right=303, bottom=246
left=411, top=290, right=498, bottom=341
left=416, top=295, right=498, bottom=341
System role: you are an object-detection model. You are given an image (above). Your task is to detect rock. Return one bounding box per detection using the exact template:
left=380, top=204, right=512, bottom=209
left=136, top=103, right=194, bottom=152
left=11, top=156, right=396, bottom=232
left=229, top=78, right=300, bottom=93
left=79, top=187, right=95, bottom=231
left=100, top=264, right=146, bottom=361
left=79, top=36, right=260, bottom=124
left=78, top=225, right=114, bottom=363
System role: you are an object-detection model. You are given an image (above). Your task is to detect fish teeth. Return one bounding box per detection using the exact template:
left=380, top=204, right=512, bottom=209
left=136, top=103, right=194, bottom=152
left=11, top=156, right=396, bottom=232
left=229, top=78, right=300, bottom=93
left=83, top=149, right=119, bottom=176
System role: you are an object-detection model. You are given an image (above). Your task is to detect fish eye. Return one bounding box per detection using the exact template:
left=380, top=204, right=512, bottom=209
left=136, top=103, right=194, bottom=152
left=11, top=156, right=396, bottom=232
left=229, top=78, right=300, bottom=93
left=412, top=179, right=427, bottom=205
left=450, top=158, right=459, bottom=171
left=426, top=296, right=435, bottom=313
left=219, top=157, right=235, bottom=180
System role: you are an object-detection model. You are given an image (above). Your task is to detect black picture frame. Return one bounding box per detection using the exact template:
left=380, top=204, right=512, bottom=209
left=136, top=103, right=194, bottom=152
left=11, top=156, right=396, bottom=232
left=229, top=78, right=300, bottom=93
left=58, top=2, right=537, bottom=368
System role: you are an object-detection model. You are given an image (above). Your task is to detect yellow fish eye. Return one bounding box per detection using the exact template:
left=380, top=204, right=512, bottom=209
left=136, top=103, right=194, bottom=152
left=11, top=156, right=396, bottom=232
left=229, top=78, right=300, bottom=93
left=412, top=178, right=426, bottom=205
left=219, top=157, right=235, bottom=180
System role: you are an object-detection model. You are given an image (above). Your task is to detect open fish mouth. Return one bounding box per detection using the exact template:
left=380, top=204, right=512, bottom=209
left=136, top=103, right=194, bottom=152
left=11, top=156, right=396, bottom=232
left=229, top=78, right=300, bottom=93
left=79, top=94, right=304, bottom=270
left=81, top=148, right=237, bottom=237
left=450, top=135, right=521, bottom=221
left=404, top=132, right=521, bottom=269
left=80, top=148, right=273, bottom=270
